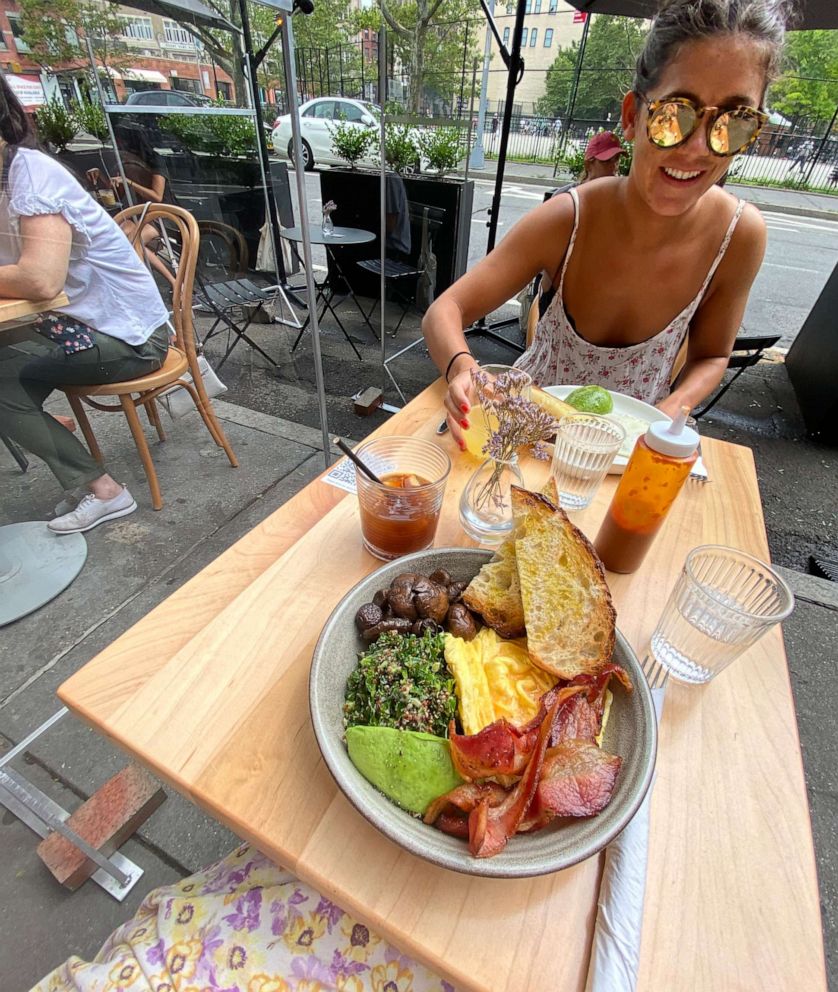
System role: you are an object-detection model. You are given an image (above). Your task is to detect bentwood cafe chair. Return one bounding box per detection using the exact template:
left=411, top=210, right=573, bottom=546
left=62, top=203, right=238, bottom=510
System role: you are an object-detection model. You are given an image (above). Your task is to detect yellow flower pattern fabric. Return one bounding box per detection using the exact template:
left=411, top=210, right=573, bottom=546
left=32, top=845, right=457, bottom=992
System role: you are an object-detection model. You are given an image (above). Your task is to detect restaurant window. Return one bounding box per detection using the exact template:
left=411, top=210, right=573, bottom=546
left=529, top=27, right=537, bottom=46
left=163, top=19, right=196, bottom=48
left=7, top=15, right=30, bottom=53
left=121, top=16, right=154, bottom=41
left=521, top=27, right=528, bottom=46
left=544, top=28, right=553, bottom=47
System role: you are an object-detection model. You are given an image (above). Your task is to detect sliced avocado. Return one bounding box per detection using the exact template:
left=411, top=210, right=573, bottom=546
left=346, top=726, right=463, bottom=816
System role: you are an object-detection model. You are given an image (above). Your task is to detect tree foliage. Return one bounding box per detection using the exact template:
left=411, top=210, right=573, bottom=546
left=537, top=15, right=647, bottom=122
left=379, top=0, right=482, bottom=113
left=18, top=0, right=128, bottom=73
left=768, top=31, right=838, bottom=126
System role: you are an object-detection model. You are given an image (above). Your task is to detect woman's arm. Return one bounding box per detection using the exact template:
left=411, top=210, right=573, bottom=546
left=659, top=204, right=767, bottom=419
left=112, top=173, right=166, bottom=204
left=0, top=213, right=71, bottom=300
left=422, top=195, right=574, bottom=445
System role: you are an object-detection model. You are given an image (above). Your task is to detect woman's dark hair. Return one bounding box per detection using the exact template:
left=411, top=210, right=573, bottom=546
left=634, top=0, right=798, bottom=100
left=0, top=74, right=36, bottom=147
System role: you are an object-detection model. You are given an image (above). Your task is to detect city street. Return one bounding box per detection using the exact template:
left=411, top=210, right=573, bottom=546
left=291, top=168, right=838, bottom=350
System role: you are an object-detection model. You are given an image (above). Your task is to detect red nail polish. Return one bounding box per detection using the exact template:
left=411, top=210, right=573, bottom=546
left=460, top=403, right=469, bottom=414
left=459, top=442, right=466, bottom=451
left=460, top=419, right=469, bottom=429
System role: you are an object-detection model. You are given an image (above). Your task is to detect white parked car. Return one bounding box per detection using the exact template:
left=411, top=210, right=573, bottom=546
left=272, top=97, right=379, bottom=170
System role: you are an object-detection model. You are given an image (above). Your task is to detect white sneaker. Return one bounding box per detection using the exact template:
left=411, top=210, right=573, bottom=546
left=47, top=488, right=138, bottom=534
left=52, top=486, right=88, bottom=517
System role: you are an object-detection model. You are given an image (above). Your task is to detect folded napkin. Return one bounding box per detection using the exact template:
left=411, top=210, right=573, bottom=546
left=584, top=687, right=666, bottom=992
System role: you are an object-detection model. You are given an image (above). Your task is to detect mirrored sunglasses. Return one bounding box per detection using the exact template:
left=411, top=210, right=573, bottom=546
left=646, top=97, right=767, bottom=158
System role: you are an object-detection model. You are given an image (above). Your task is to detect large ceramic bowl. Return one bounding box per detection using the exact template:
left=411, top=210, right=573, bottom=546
left=309, top=547, right=657, bottom=878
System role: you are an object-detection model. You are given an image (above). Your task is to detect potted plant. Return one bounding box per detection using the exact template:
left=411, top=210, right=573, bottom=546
left=384, top=123, right=421, bottom=174
left=34, top=99, right=77, bottom=153
left=417, top=126, right=464, bottom=177
left=328, top=119, right=376, bottom=169
left=72, top=101, right=110, bottom=143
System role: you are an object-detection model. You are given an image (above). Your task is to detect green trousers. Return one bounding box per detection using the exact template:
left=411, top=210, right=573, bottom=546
left=0, top=324, right=169, bottom=490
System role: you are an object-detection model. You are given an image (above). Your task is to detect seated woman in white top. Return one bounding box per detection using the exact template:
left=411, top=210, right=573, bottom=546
left=0, top=76, right=170, bottom=533
left=422, top=0, right=788, bottom=450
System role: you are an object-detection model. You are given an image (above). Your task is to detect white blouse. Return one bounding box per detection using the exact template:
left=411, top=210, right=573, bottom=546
left=0, top=147, right=168, bottom=345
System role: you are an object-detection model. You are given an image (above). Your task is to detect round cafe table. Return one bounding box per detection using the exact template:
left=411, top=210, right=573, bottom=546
left=282, top=224, right=376, bottom=359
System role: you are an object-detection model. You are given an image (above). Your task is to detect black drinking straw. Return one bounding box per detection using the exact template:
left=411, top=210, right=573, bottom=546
left=334, top=437, right=383, bottom=484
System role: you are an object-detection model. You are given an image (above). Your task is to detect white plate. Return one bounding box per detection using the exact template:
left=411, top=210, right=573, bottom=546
left=543, top=385, right=670, bottom=475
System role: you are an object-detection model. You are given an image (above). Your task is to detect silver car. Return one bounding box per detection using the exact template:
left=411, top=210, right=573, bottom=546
left=272, top=97, right=379, bottom=170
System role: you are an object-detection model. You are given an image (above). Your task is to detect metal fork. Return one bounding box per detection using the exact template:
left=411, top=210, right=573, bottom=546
left=641, top=653, right=669, bottom=691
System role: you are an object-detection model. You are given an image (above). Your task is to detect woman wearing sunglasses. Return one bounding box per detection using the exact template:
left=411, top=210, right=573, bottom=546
left=424, top=0, right=793, bottom=448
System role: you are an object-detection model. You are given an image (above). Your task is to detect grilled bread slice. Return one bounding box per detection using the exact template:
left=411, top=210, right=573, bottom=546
left=531, top=387, right=577, bottom=424
left=462, top=537, right=526, bottom=638
left=512, top=486, right=616, bottom=679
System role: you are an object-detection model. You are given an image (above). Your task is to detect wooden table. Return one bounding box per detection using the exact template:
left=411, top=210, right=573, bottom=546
left=58, top=381, right=827, bottom=991
left=0, top=293, right=69, bottom=345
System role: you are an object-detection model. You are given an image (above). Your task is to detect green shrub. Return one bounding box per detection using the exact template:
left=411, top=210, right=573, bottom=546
left=160, top=113, right=257, bottom=157
left=72, top=101, right=109, bottom=142
left=384, top=123, right=420, bottom=174
left=417, top=126, right=463, bottom=176
left=329, top=118, right=376, bottom=167
left=34, top=98, right=77, bottom=151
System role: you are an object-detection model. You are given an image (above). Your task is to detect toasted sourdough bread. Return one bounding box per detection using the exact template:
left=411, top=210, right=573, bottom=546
left=512, top=486, right=616, bottom=679
left=531, top=387, right=577, bottom=424
left=462, top=537, right=526, bottom=638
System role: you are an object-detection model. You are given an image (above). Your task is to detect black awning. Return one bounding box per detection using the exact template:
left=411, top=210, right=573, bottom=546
left=122, top=0, right=238, bottom=33
left=565, top=0, right=837, bottom=31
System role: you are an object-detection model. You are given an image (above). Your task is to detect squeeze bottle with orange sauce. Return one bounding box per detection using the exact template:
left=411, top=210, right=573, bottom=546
left=594, top=406, right=699, bottom=574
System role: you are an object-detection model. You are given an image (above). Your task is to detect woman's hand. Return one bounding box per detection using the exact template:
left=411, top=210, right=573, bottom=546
left=445, top=366, right=478, bottom=450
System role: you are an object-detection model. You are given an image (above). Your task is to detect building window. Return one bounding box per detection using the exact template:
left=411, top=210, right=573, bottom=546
left=506, top=2, right=514, bottom=12
left=0, top=30, right=8, bottom=51
left=525, top=0, right=531, bottom=12
left=7, top=15, right=30, bottom=53
left=121, top=16, right=154, bottom=41
left=529, top=27, right=537, bottom=46
left=521, top=27, right=528, bottom=46
left=163, top=19, right=196, bottom=48
left=544, top=28, right=553, bottom=47
left=534, top=0, right=542, bottom=11
left=549, top=0, right=558, bottom=9
left=502, top=26, right=510, bottom=45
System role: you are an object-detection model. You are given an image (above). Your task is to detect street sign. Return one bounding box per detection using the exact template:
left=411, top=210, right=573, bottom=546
left=6, top=74, right=46, bottom=110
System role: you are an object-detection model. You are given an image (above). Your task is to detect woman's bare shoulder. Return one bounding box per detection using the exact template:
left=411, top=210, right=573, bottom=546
left=509, top=186, right=577, bottom=272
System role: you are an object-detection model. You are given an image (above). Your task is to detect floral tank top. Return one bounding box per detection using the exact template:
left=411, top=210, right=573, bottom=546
left=517, top=186, right=746, bottom=405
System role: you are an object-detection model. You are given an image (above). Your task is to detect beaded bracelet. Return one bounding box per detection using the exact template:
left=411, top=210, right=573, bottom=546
left=445, top=350, right=473, bottom=383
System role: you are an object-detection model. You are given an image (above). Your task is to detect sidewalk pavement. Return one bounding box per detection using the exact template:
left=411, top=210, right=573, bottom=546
left=464, top=159, right=838, bottom=220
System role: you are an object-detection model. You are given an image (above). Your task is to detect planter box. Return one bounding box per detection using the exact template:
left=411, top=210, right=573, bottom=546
left=319, top=168, right=474, bottom=300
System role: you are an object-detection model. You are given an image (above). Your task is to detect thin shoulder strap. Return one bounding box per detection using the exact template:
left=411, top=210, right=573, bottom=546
left=699, top=199, right=746, bottom=294
left=554, top=185, right=580, bottom=292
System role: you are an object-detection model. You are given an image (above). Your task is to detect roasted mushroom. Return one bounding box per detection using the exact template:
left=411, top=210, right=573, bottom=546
left=447, top=580, right=468, bottom=604
left=446, top=602, right=479, bottom=641
left=429, top=568, right=453, bottom=587
left=354, top=602, right=383, bottom=634
left=413, top=576, right=450, bottom=623
left=372, top=588, right=389, bottom=609
left=387, top=573, right=422, bottom=620
left=411, top=618, right=440, bottom=636
left=360, top=616, right=414, bottom=643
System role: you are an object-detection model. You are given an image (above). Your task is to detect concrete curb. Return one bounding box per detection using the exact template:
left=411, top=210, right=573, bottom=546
left=464, top=170, right=838, bottom=221
left=776, top=565, right=838, bottom=611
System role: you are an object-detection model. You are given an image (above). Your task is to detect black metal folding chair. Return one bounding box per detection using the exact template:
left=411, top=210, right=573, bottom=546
left=694, top=332, right=782, bottom=417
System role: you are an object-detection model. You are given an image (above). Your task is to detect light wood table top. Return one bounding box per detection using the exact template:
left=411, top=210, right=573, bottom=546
left=0, top=293, right=69, bottom=324
left=59, top=381, right=826, bottom=992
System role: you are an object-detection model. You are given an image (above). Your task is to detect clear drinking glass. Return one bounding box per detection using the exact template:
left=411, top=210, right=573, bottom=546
left=650, top=545, right=794, bottom=684
left=550, top=414, right=625, bottom=511
left=462, top=364, right=532, bottom=459
left=354, top=436, right=451, bottom=560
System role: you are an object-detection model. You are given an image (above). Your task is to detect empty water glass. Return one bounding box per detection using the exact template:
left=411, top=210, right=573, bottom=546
left=550, top=414, right=625, bottom=511
left=650, top=545, right=794, bottom=684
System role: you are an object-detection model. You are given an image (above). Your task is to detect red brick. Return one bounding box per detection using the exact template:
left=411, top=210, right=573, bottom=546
left=37, top=765, right=166, bottom=890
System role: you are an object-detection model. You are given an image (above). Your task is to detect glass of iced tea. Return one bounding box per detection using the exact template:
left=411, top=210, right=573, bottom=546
left=354, top=436, right=451, bottom=560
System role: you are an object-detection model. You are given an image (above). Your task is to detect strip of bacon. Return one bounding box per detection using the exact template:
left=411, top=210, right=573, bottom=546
left=468, top=695, right=561, bottom=858
left=423, top=781, right=506, bottom=828
left=551, top=694, right=601, bottom=745
left=521, top=741, right=622, bottom=832
left=450, top=685, right=587, bottom=781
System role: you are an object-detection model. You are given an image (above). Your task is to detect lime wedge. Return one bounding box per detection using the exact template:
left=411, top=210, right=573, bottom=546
left=565, top=385, right=614, bottom=415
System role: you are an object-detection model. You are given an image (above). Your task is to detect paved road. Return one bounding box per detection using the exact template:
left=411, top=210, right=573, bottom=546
left=290, top=169, right=838, bottom=350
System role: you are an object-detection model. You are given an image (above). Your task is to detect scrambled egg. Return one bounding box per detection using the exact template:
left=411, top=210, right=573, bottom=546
left=444, top=627, right=558, bottom=734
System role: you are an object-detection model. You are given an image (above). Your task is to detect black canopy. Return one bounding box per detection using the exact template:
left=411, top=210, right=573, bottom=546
left=565, top=0, right=837, bottom=31
left=123, top=0, right=238, bottom=33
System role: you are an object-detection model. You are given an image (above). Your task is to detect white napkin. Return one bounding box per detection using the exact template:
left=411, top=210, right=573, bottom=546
left=584, top=686, right=666, bottom=992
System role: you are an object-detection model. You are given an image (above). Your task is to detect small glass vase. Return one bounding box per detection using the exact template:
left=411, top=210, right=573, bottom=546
left=321, top=213, right=334, bottom=237
left=459, top=454, right=525, bottom=545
